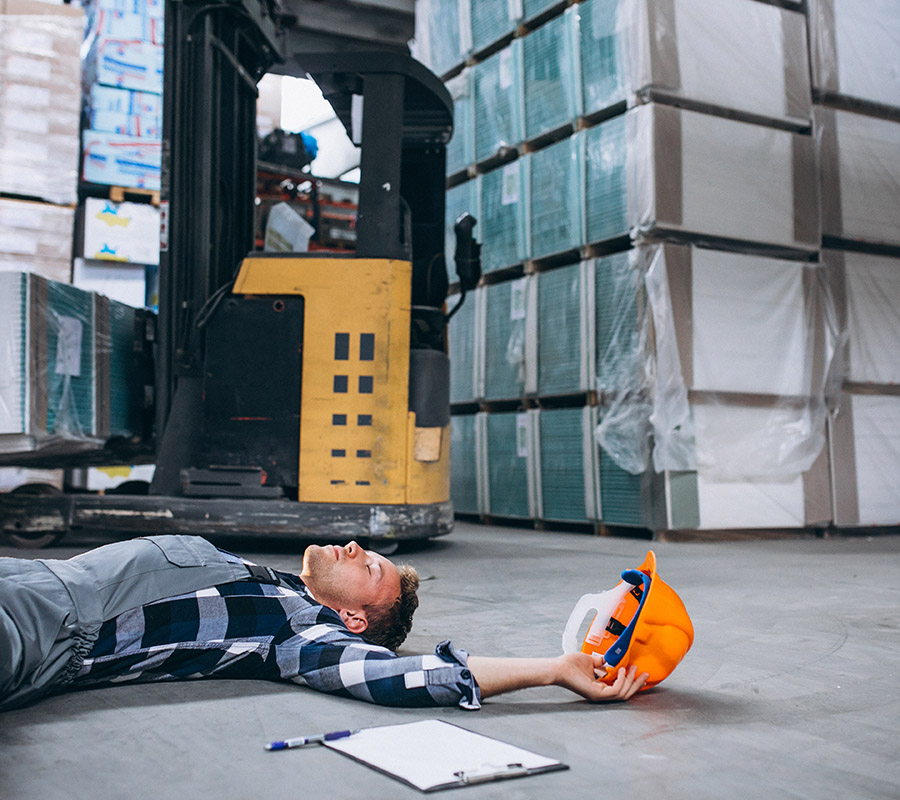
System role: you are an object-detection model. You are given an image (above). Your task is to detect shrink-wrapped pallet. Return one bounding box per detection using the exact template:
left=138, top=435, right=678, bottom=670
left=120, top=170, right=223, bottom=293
left=0, top=198, right=73, bottom=284
left=578, top=0, right=811, bottom=129
left=450, top=412, right=481, bottom=514
left=522, top=9, right=580, bottom=141
left=447, top=289, right=482, bottom=404
left=82, top=130, right=162, bottom=190
left=809, top=0, right=900, bottom=112
left=824, top=249, right=900, bottom=387
left=472, top=41, right=523, bottom=163
left=482, top=277, right=535, bottom=402
left=483, top=410, right=536, bottom=518
left=527, top=135, right=583, bottom=259
left=413, top=0, right=466, bottom=78
left=583, top=104, right=819, bottom=253
left=817, top=108, right=900, bottom=251
left=470, top=0, right=518, bottom=54
left=830, top=393, right=900, bottom=527
left=477, top=159, right=528, bottom=274
left=0, top=0, right=83, bottom=205
left=445, top=70, right=474, bottom=177
left=534, top=406, right=598, bottom=523
left=535, top=261, right=593, bottom=396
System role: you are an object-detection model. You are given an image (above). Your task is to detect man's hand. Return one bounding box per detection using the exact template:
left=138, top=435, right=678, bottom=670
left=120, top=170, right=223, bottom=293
left=467, top=654, right=649, bottom=701
left=553, top=652, right=648, bottom=702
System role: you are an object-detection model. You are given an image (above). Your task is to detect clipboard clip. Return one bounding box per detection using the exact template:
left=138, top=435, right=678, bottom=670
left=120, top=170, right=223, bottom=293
left=454, top=763, right=529, bottom=785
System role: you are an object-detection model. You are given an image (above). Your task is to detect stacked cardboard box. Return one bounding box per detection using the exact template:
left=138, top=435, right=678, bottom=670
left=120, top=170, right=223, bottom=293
left=81, top=0, right=164, bottom=190
left=0, top=0, right=83, bottom=205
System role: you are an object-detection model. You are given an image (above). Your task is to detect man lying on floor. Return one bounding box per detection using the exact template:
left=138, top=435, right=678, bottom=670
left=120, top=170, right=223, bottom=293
left=0, top=534, right=646, bottom=711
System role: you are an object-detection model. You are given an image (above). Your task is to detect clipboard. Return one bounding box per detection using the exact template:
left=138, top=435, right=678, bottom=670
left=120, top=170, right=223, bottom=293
left=323, top=719, right=568, bottom=792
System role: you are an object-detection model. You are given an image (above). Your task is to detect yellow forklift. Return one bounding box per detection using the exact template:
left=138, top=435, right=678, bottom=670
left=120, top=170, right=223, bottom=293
left=0, top=0, right=480, bottom=547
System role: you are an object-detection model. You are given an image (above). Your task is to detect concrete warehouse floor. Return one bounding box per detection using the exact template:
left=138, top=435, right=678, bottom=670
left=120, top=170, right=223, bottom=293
left=1, top=523, right=898, bottom=800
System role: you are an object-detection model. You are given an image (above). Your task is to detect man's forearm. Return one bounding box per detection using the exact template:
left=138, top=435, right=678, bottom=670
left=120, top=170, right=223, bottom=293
left=466, top=656, right=558, bottom=698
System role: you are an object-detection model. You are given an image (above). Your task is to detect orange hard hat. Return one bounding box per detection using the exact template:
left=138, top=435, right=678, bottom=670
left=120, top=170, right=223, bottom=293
left=562, top=550, right=694, bottom=689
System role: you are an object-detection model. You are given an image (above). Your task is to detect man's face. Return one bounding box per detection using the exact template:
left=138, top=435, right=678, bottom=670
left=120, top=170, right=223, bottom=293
left=300, top=541, right=401, bottom=625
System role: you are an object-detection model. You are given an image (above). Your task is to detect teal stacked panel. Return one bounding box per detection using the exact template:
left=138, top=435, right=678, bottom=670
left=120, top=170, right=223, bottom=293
left=598, top=444, right=646, bottom=526
left=529, top=136, right=583, bottom=259
left=450, top=414, right=480, bottom=514
left=45, top=280, right=95, bottom=438
left=470, top=0, right=517, bottom=54
left=445, top=180, right=476, bottom=271
left=448, top=291, right=478, bottom=404
left=107, top=299, right=140, bottom=438
left=579, top=0, right=627, bottom=116
left=537, top=263, right=583, bottom=395
left=424, top=0, right=463, bottom=77
left=523, top=0, right=560, bottom=21
left=522, top=11, right=578, bottom=140
left=483, top=279, right=527, bottom=401
left=446, top=71, right=474, bottom=177
left=479, top=160, right=528, bottom=273
left=594, top=251, right=641, bottom=390
left=486, top=412, right=530, bottom=517
left=539, top=407, right=589, bottom=521
left=473, top=43, right=523, bottom=163
left=583, top=115, right=629, bottom=245
left=0, top=272, right=28, bottom=436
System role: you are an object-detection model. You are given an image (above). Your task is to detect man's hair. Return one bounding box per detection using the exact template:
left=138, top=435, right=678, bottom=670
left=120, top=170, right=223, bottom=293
left=363, top=564, right=420, bottom=651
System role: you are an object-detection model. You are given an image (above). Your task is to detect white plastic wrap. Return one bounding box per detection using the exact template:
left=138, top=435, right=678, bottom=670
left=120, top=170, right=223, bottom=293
left=824, top=249, right=900, bottom=387
left=817, top=108, right=900, bottom=250
left=809, top=0, right=900, bottom=111
left=413, top=0, right=468, bottom=78
left=626, top=104, right=819, bottom=253
left=595, top=244, right=842, bottom=482
left=830, top=393, right=900, bottom=526
left=579, top=0, right=811, bottom=128
left=0, top=1, right=83, bottom=205
left=0, top=198, right=74, bottom=284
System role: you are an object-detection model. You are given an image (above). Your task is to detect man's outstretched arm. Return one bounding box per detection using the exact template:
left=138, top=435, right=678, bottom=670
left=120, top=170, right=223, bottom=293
left=467, top=653, right=648, bottom=701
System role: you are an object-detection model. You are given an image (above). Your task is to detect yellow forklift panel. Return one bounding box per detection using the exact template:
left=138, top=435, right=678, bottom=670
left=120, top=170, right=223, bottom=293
left=234, top=256, right=415, bottom=504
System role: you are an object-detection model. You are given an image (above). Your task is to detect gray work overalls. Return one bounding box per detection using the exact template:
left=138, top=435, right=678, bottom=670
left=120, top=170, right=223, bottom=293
left=0, top=535, right=274, bottom=711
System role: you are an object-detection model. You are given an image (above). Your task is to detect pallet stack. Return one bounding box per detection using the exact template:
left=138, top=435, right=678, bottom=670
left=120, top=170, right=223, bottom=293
left=427, top=0, right=900, bottom=533
left=809, top=0, right=900, bottom=529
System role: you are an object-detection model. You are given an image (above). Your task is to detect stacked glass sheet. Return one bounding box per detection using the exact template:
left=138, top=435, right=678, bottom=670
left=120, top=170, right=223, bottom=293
left=579, top=0, right=627, bottom=116
left=538, top=406, right=591, bottom=522
left=582, top=115, right=628, bottom=245
left=522, top=9, right=579, bottom=141
left=470, top=0, right=518, bottom=54
left=483, top=278, right=529, bottom=401
left=107, top=299, right=141, bottom=438
left=448, top=290, right=480, bottom=404
left=523, top=0, right=561, bottom=21
left=537, top=262, right=585, bottom=396
left=598, top=429, right=647, bottom=526
left=445, top=70, right=474, bottom=177
left=478, top=159, right=528, bottom=274
left=450, top=413, right=481, bottom=514
left=485, top=411, right=531, bottom=518
left=528, top=135, right=583, bottom=259
left=473, top=42, right=524, bottom=163
left=45, top=279, right=96, bottom=438
left=416, top=0, right=464, bottom=77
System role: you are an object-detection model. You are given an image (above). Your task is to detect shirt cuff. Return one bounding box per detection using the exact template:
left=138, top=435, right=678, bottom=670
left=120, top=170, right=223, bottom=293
left=434, top=640, right=482, bottom=710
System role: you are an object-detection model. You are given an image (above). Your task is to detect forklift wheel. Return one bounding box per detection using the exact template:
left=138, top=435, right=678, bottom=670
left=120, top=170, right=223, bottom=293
left=2, top=483, right=66, bottom=549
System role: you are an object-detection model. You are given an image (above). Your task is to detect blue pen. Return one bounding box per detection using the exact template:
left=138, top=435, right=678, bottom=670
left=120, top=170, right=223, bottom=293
left=265, top=729, right=359, bottom=751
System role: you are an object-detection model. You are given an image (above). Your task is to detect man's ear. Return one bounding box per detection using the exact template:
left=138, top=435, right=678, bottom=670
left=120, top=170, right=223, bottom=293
left=338, top=608, right=369, bottom=634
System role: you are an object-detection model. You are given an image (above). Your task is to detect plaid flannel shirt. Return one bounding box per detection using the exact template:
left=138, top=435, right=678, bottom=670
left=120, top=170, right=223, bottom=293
left=73, top=551, right=480, bottom=709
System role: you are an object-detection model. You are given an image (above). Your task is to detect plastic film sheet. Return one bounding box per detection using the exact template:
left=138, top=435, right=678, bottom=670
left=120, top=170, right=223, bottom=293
left=0, top=272, right=148, bottom=459
left=595, top=245, right=843, bottom=481
left=577, top=0, right=810, bottom=127
left=809, top=0, right=900, bottom=111
left=817, top=108, right=900, bottom=250
left=445, top=70, right=474, bottom=177
left=472, top=42, right=523, bottom=163
left=413, top=0, right=465, bottom=77
left=0, top=6, right=82, bottom=204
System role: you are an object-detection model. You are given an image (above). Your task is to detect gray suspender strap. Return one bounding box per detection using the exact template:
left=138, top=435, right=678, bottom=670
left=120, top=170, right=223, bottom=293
left=244, top=564, right=283, bottom=586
